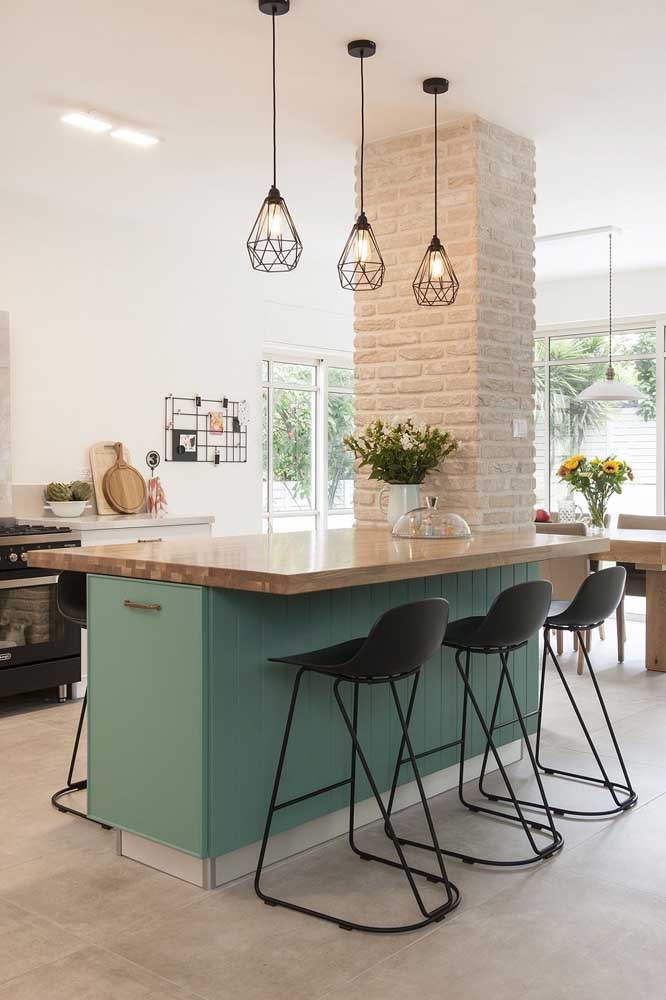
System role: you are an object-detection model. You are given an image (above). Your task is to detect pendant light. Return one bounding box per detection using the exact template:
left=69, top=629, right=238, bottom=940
left=577, top=234, right=640, bottom=401
left=412, top=78, right=459, bottom=307
left=247, top=0, right=302, bottom=273
left=337, top=40, right=385, bottom=291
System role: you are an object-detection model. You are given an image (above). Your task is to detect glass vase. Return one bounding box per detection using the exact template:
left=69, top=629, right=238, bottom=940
left=587, top=500, right=608, bottom=535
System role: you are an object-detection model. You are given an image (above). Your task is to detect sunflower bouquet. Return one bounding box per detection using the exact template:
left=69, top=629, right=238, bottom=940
left=556, top=454, right=634, bottom=530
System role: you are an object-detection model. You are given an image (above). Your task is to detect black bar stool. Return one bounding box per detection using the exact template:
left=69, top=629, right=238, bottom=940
left=51, top=571, right=110, bottom=829
left=482, top=566, right=636, bottom=818
left=386, top=580, right=563, bottom=867
left=255, top=599, right=461, bottom=934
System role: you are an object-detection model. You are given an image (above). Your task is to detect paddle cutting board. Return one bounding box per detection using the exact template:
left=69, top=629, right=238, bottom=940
left=102, top=442, right=147, bottom=515
left=90, top=441, right=145, bottom=515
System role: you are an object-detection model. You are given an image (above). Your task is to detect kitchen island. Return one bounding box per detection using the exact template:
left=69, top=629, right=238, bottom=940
left=30, top=528, right=607, bottom=888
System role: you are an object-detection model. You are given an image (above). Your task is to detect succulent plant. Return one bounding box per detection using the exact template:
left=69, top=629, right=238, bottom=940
left=69, top=480, right=92, bottom=501
left=45, top=482, right=72, bottom=502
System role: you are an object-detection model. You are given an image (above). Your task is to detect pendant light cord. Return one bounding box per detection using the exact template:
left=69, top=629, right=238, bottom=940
left=272, top=11, right=277, bottom=188
left=434, top=92, right=438, bottom=236
left=608, top=232, right=613, bottom=371
left=360, top=53, right=365, bottom=214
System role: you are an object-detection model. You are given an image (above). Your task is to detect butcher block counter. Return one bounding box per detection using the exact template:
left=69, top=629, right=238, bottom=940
left=28, top=527, right=607, bottom=889
left=28, top=526, right=607, bottom=594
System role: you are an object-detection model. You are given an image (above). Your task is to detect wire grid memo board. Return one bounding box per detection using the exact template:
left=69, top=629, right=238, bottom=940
left=164, top=394, right=248, bottom=465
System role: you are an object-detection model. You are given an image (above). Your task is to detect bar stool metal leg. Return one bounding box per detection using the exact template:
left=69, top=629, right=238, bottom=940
left=255, top=667, right=460, bottom=933
left=477, top=628, right=637, bottom=818
left=51, top=692, right=111, bottom=829
left=385, top=649, right=562, bottom=867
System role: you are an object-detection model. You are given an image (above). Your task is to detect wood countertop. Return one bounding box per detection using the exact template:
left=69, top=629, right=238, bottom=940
left=27, top=527, right=610, bottom=595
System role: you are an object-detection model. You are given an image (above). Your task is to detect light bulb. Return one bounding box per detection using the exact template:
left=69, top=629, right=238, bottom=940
left=429, top=250, right=445, bottom=280
left=267, top=202, right=283, bottom=239
left=356, top=229, right=370, bottom=263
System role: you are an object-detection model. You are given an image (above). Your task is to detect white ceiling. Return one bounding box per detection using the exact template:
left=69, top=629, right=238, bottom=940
left=3, top=0, right=665, bottom=281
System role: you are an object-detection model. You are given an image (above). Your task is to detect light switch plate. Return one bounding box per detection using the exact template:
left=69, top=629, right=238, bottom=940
left=513, top=417, right=528, bottom=439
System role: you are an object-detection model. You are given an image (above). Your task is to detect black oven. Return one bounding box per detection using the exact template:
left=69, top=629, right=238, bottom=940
left=0, top=528, right=82, bottom=699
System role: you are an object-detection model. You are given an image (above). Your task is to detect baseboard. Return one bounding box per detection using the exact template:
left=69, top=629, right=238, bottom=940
left=119, top=738, right=523, bottom=889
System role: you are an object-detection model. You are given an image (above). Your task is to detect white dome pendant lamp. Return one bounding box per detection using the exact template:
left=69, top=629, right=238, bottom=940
left=577, top=233, right=641, bottom=401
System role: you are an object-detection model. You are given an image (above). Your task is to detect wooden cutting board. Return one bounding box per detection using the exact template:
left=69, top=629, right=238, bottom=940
left=90, top=441, right=145, bottom=515
left=102, top=442, right=146, bottom=514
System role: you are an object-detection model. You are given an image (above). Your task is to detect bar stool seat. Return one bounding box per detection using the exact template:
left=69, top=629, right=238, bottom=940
left=255, top=599, right=461, bottom=934
left=385, top=579, right=564, bottom=868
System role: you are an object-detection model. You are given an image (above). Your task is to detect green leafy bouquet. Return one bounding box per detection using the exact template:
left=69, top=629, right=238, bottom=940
left=344, top=419, right=458, bottom=485
left=556, top=454, right=634, bottom=529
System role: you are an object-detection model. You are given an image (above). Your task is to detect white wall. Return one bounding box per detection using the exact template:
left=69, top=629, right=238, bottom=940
left=537, top=268, right=666, bottom=327
left=0, top=182, right=353, bottom=535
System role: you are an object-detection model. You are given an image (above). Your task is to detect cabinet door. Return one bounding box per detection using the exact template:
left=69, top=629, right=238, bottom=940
left=87, top=575, right=208, bottom=857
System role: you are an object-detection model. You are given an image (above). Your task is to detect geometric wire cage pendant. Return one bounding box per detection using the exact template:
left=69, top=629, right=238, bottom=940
left=247, top=185, right=303, bottom=273
left=247, top=0, right=302, bottom=273
left=413, top=77, right=459, bottom=307
left=413, top=235, right=459, bottom=305
left=337, top=39, right=385, bottom=291
left=338, top=211, right=385, bottom=290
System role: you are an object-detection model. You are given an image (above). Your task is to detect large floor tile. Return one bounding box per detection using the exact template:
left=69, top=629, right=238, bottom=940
left=320, top=868, right=666, bottom=1000
left=557, top=789, right=666, bottom=899
left=0, top=898, right=84, bottom=986
left=0, top=844, right=203, bottom=945
left=0, top=945, right=204, bottom=999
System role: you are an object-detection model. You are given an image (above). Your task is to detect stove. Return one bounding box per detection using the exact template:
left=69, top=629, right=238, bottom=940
left=0, top=518, right=82, bottom=699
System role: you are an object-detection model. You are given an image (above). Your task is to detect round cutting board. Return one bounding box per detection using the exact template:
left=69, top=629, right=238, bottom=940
left=102, top=442, right=146, bottom=514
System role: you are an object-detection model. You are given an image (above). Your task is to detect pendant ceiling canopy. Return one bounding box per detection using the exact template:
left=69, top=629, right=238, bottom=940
left=412, top=78, right=459, bottom=307
left=577, top=234, right=640, bottom=402
left=247, top=0, right=303, bottom=273
left=337, top=40, right=385, bottom=291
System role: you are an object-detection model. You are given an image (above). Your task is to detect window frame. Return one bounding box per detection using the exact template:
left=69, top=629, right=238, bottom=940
left=534, top=314, right=666, bottom=515
left=262, top=346, right=354, bottom=532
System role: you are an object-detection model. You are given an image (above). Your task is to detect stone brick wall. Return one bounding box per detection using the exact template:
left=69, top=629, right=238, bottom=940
left=352, top=115, right=536, bottom=530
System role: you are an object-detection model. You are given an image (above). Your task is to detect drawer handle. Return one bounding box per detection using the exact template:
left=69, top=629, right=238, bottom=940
left=137, top=538, right=163, bottom=543
left=123, top=600, right=162, bottom=612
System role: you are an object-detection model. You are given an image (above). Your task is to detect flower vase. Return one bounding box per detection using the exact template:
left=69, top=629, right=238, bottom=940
left=587, top=501, right=608, bottom=535
left=379, top=484, right=421, bottom=529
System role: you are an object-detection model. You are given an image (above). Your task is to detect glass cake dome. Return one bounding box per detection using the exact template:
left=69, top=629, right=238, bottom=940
left=392, top=496, right=472, bottom=540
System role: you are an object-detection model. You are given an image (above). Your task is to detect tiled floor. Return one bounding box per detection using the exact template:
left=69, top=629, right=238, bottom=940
left=2, top=619, right=666, bottom=999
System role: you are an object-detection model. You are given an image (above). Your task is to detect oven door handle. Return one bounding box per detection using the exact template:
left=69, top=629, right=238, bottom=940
left=0, top=575, right=60, bottom=589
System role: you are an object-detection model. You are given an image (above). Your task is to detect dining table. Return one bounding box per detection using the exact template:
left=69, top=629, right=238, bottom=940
left=606, top=528, right=666, bottom=672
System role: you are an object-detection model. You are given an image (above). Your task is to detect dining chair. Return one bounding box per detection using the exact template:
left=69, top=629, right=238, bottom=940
left=536, top=521, right=602, bottom=672
left=612, top=513, right=666, bottom=662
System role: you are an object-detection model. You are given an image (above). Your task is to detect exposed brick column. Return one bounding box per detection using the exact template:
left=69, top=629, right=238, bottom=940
left=353, top=115, right=536, bottom=530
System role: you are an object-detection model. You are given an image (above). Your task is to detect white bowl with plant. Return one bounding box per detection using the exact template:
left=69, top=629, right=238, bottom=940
left=44, top=481, right=93, bottom=517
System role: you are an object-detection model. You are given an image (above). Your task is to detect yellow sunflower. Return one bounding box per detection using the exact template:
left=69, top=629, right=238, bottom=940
left=564, top=454, right=584, bottom=472
left=602, top=460, right=620, bottom=475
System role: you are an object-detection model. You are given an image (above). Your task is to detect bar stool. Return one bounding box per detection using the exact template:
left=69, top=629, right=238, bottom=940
left=51, top=571, right=110, bottom=829
left=386, top=580, right=563, bottom=867
left=255, top=599, right=461, bottom=934
left=483, top=566, right=636, bottom=818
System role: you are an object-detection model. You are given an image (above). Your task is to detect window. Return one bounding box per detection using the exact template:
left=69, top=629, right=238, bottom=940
left=534, top=320, right=665, bottom=517
left=262, top=353, right=354, bottom=532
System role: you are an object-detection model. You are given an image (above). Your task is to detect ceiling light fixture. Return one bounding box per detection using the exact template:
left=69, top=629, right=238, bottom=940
left=110, top=128, right=160, bottom=147
left=412, top=78, right=459, bottom=307
left=337, top=40, right=385, bottom=292
left=61, top=111, right=112, bottom=133
left=577, top=233, right=641, bottom=402
left=247, top=0, right=302, bottom=273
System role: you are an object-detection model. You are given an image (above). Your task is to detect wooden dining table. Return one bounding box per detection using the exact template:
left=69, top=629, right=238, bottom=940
left=606, top=528, right=666, bottom=672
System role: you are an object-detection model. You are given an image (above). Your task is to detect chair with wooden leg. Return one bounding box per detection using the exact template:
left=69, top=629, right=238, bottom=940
left=612, top=514, right=666, bottom=663
left=536, top=522, right=591, bottom=671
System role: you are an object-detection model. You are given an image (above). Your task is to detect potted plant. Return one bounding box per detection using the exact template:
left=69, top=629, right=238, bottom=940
left=44, top=480, right=93, bottom=518
left=344, top=419, right=459, bottom=527
left=556, top=455, right=634, bottom=533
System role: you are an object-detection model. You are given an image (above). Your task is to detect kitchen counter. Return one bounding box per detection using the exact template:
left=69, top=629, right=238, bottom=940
left=33, top=526, right=608, bottom=890
left=28, top=526, right=607, bottom=593
left=28, top=513, right=215, bottom=532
